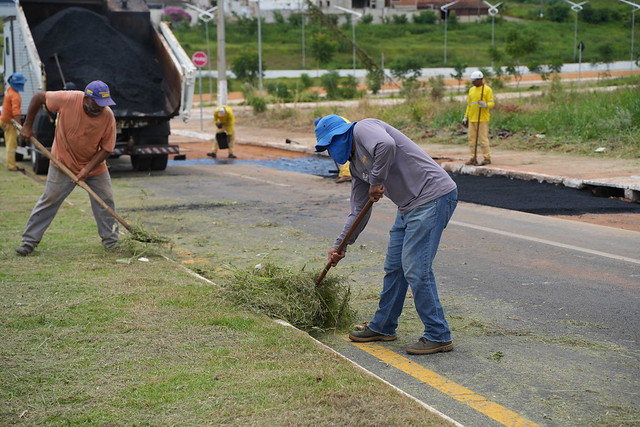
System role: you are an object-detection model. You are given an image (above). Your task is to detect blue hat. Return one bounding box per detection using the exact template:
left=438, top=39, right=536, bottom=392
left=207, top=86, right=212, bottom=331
left=84, top=80, right=116, bottom=107
left=8, top=73, right=27, bottom=92
left=314, top=115, right=356, bottom=165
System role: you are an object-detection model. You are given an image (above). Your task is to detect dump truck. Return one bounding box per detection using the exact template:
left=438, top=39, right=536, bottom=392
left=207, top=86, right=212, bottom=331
left=2, top=0, right=196, bottom=173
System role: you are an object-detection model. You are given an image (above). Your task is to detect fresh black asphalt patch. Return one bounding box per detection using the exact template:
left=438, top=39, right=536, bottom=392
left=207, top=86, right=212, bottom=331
left=450, top=173, right=640, bottom=215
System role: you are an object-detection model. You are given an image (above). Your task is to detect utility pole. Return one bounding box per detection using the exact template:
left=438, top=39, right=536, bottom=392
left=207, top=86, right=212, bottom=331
left=217, top=0, right=227, bottom=105
left=619, top=0, right=640, bottom=73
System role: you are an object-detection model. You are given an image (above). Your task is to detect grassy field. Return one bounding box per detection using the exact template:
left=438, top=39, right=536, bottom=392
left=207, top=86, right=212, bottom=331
left=172, top=0, right=637, bottom=71
left=234, top=80, right=640, bottom=160
left=0, top=169, right=451, bottom=425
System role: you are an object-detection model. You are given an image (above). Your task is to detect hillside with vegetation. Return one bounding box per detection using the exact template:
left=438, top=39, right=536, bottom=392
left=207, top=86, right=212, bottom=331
left=170, top=0, right=639, bottom=160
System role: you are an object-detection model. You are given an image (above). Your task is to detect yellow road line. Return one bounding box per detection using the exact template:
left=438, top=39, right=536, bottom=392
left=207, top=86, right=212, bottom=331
left=349, top=340, right=539, bottom=427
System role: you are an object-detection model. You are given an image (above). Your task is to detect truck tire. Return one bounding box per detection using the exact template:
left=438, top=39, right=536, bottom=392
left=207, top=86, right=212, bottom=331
left=31, top=110, right=55, bottom=175
left=31, top=147, right=50, bottom=175
left=150, top=154, right=168, bottom=171
left=131, top=155, right=152, bottom=171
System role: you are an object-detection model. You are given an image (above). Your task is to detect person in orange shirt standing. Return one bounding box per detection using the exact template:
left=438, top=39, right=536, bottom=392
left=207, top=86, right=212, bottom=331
left=16, top=80, right=119, bottom=256
left=1, top=72, right=27, bottom=171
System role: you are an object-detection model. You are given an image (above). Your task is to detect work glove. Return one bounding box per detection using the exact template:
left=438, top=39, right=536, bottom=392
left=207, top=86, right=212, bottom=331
left=478, top=101, right=488, bottom=108
left=216, top=123, right=223, bottom=129
left=462, top=117, right=468, bottom=127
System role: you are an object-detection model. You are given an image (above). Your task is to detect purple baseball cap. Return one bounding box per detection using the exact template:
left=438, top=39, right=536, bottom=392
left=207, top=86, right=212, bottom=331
left=84, top=80, right=116, bottom=107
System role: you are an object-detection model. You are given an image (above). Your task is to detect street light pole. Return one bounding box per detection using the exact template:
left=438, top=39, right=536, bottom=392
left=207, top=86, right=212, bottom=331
left=441, top=1, right=458, bottom=66
left=217, top=0, right=227, bottom=106
left=299, top=0, right=306, bottom=68
left=249, top=0, right=264, bottom=95
left=335, top=6, right=362, bottom=77
left=483, top=1, right=502, bottom=67
left=619, top=0, right=640, bottom=72
left=257, top=0, right=263, bottom=95
left=564, top=0, right=587, bottom=60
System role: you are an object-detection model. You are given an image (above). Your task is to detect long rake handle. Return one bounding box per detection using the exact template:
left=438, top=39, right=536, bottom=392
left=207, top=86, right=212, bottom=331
left=12, top=120, right=133, bottom=232
left=315, top=199, right=374, bottom=286
left=473, top=84, right=485, bottom=161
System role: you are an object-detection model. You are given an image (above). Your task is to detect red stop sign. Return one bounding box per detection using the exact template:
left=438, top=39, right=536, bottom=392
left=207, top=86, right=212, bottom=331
left=192, top=51, right=208, bottom=68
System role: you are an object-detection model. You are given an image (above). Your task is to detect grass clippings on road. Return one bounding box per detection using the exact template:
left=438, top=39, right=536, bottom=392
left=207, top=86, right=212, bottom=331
left=0, top=167, right=451, bottom=425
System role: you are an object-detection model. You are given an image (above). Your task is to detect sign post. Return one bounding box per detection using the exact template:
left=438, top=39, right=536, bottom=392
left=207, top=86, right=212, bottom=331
left=192, top=51, right=208, bottom=130
left=578, top=41, right=585, bottom=87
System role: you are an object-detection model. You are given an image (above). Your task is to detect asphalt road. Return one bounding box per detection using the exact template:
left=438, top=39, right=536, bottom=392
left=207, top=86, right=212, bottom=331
left=109, top=158, right=640, bottom=426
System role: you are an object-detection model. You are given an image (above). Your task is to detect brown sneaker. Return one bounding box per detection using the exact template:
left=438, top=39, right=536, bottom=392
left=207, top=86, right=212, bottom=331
left=465, top=158, right=478, bottom=166
left=348, top=325, right=397, bottom=342
left=480, top=159, right=492, bottom=165
left=406, top=337, right=453, bottom=355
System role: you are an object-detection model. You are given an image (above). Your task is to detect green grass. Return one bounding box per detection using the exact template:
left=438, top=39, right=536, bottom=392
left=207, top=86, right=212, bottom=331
left=173, top=6, right=637, bottom=70
left=248, top=80, right=640, bottom=159
left=0, top=166, right=450, bottom=425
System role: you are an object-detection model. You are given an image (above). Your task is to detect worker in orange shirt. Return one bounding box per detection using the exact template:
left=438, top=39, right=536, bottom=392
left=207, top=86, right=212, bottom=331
left=1, top=73, right=27, bottom=171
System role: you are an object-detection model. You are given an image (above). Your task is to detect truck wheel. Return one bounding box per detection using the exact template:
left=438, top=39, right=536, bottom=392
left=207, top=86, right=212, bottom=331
left=31, top=147, right=50, bottom=175
left=150, top=155, right=168, bottom=171
left=131, top=155, right=152, bottom=171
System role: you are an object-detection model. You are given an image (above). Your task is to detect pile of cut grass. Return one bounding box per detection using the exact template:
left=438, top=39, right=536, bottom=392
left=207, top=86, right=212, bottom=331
left=224, top=263, right=355, bottom=334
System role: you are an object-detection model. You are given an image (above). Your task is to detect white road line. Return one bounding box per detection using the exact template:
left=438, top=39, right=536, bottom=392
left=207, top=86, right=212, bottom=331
left=451, top=220, right=640, bottom=265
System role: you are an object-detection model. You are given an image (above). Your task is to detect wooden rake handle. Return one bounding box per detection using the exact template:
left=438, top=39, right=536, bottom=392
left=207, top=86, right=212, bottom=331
left=12, top=120, right=132, bottom=232
left=315, top=199, right=374, bottom=286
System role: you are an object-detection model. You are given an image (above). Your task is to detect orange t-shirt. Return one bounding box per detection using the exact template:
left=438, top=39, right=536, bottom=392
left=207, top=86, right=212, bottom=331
left=46, top=91, right=116, bottom=176
left=0, top=87, right=22, bottom=123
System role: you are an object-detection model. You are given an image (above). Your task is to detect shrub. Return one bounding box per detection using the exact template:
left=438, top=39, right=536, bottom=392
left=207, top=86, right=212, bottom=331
left=413, top=10, right=437, bottom=25
left=162, top=7, right=191, bottom=24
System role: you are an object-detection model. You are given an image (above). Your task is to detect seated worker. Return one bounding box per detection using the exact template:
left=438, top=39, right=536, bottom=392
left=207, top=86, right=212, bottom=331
left=207, top=105, right=236, bottom=159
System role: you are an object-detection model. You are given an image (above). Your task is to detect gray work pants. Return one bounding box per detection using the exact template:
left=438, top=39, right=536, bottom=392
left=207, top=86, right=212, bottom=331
left=21, top=166, right=119, bottom=249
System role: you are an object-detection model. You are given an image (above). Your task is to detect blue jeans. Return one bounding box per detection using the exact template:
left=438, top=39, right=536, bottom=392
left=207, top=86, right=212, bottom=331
left=21, top=166, right=119, bottom=248
left=368, top=190, right=457, bottom=342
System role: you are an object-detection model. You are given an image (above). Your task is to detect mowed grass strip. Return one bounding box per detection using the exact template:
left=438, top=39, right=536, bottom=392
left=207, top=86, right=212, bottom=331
left=0, top=167, right=451, bottom=426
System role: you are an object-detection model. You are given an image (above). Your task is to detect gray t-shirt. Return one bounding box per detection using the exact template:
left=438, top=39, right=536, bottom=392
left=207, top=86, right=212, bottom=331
left=334, top=119, right=457, bottom=249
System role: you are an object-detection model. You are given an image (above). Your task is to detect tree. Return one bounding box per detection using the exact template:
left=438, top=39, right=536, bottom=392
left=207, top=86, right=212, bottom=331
left=593, top=44, right=615, bottom=79
left=310, top=32, right=337, bottom=68
left=451, top=62, right=467, bottom=92
left=231, top=52, right=265, bottom=86
left=392, top=14, right=408, bottom=25
left=390, top=56, right=422, bottom=83
left=546, top=3, right=570, bottom=22
left=504, top=29, right=539, bottom=89
left=366, top=68, right=384, bottom=95
left=320, top=71, right=341, bottom=99
left=413, top=11, right=437, bottom=25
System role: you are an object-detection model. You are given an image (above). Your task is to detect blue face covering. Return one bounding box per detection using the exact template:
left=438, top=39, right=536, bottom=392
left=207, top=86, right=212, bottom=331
left=326, top=127, right=354, bottom=165
left=314, top=115, right=356, bottom=165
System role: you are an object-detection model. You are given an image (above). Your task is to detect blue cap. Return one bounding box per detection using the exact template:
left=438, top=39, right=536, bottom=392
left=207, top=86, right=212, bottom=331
left=8, top=73, right=27, bottom=92
left=314, top=115, right=357, bottom=165
left=84, top=80, right=116, bottom=107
